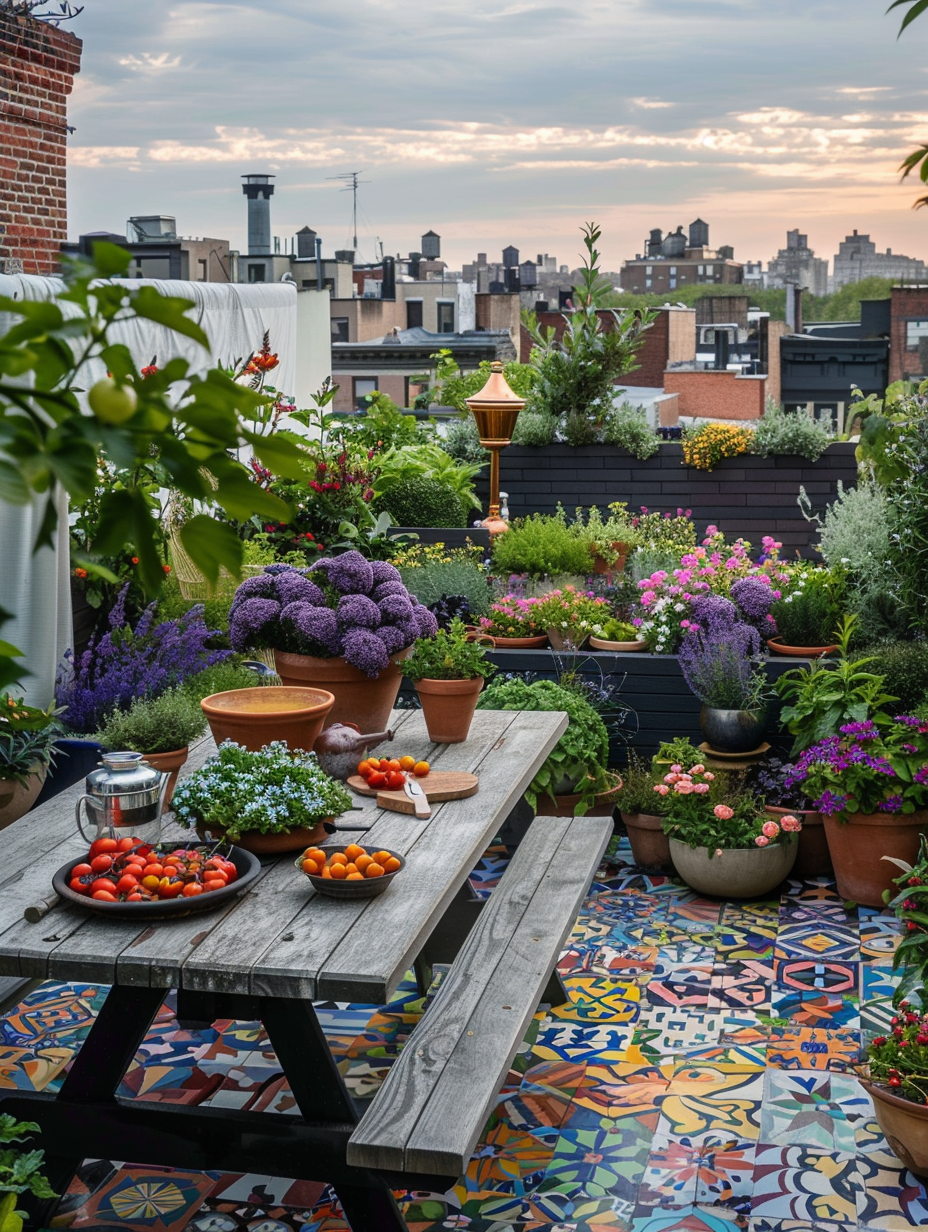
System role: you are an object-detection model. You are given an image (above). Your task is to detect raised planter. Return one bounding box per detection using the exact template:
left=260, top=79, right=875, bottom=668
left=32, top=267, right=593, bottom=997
left=822, top=810, right=928, bottom=907
left=621, top=811, right=673, bottom=873
left=274, top=649, right=410, bottom=733
left=669, top=837, right=797, bottom=898
left=414, top=677, right=484, bottom=744
left=764, top=805, right=831, bottom=879
left=859, top=1079, right=928, bottom=1179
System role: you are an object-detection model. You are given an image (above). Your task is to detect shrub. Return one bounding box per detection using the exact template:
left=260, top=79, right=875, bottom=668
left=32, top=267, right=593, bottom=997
left=602, top=402, right=660, bottom=459
left=491, top=510, right=595, bottom=578
left=376, top=477, right=467, bottom=528
left=770, top=569, right=845, bottom=648
left=372, top=442, right=482, bottom=517
left=563, top=410, right=600, bottom=447
left=180, top=658, right=272, bottom=701
left=441, top=417, right=489, bottom=465
left=863, top=641, right=928, bottom=713
left=398, top=558, right=491, bottom=617
left=682, top=422, right=753, bottom=471
left=512, top=410, right=557, bottom=447
left=96, top=688, right=207, bottom=753
left=753, top=403, right=831, bottom=461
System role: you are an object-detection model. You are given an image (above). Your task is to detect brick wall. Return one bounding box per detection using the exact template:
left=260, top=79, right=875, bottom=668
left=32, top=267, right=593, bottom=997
left=889, top=285, right=928, bottom=384
left=0, top=11, right=82, bottom=275
left=664, top=369, right=766, bottom=420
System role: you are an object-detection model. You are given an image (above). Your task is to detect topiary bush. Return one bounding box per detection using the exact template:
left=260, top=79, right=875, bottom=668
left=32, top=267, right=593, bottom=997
left=861, top=641, right=928, bottom=713
left=375, top=477, right=467, bottom=528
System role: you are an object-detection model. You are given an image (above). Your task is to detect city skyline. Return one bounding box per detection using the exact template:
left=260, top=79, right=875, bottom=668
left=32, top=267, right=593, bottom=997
left=66, top=0, right=928, bottom=270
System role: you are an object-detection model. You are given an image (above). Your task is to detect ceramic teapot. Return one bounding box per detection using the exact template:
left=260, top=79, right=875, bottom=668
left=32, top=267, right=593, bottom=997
left=75, top=751, right=169, bottom=847
left=313, top=723, right=394, bottom=780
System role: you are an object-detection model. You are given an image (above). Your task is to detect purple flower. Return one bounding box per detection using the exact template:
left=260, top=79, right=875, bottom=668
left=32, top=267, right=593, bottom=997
left=281, top=602, right=342, bottom=655
left=374, top=624, right=409, bottom=654
left=311, top=550, right=374, bottom=595
left=378, top=593, right=415, bottom=624
left=413, top=604, right=439, bottom=638
left=731, top=576, right=775, bottom=625
left=263, top=562, right=297, bottom=574
left=229, top=598, right=282, bottom=652
left=370, top=561, right=403, bottom=587
left=336, top=594, right=381, bottom=630
left=371, top=580, right=409, bottom=602
left=342, top=627, right=390, bottom=677
left=228, top=572, right=277, bottom=615
left=877, top=795, right=905, bottom=813
left=274, top=571, right=326, bottom=608
left=815, top=788, right=848, bottom=815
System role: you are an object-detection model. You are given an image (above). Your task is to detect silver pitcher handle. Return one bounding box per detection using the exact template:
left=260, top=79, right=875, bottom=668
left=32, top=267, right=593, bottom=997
left=75, top=794, right=99, bottom=844
left=155, top=770, right=170, bottom=815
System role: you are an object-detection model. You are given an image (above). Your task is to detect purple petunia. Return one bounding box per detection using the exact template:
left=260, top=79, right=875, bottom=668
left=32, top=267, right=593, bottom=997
left=229, top=598, right=282, bottom=652
left=336, top=594, right=381, bottom=630
left=342, top=627, right=390, bottom=677
left=280, top=602, right=341, bottom=655
left=378, top=593, right=415, bottom=624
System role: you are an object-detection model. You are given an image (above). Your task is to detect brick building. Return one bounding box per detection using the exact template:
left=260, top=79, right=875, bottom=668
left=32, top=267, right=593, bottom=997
left=0, top=9, right=81, bottom=275
left=620, top=220, right=743, bottom=293
left=888, top=285, right=928, bottom=384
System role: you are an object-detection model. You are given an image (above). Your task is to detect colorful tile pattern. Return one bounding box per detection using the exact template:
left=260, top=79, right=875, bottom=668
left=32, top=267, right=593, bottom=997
left=0, top=842, right=922, bottom=1232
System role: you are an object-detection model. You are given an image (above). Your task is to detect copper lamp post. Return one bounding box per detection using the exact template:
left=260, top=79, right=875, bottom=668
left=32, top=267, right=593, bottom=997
left=465, top=361, right=525, bottom=534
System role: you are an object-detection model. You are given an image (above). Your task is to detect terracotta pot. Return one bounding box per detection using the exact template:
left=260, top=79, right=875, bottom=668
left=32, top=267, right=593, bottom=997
left=0, top=765, right=47, bottom=831
left=700, top=706, right=766, bottom=754
left=764, top=805, right=831, bottom=879
left=201, top=686, right=335, bottom=753
left=767, top=637, right=838, bottom=659
left=860, top=1078, right=928, bottom=1178
left=668, top=837, right=797, bottom=898
left=196, top=819, right=331, bottom=854
left=621, top=812, right=673, bottom=872
left=547, top=627, right=590, bottom=652
left=589, top=636, right=647, bottom=652
left=536, top=776, right=623, bottom=818
left=414, top=677, right=484, bottom=743
left=142, top=747, right=189, bottom=812
left=592, top=542, right=629, bottom=574
left=273, top=649, right=409, bottom=732
left=484, top=635, right=548, bottom=650
left=822, top=810, right=928, bottom=907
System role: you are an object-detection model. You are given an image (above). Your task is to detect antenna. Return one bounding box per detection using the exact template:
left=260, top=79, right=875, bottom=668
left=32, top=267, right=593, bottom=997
left=327, top=170, right=369, bottom=251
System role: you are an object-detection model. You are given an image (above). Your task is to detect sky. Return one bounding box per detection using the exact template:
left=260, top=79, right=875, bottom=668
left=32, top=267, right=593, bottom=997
left=63, top=0, right=928, bottom=273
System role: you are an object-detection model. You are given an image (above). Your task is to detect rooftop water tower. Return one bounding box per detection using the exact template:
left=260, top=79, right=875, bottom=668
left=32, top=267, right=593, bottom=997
left=241, top=174, right=275, bottom=255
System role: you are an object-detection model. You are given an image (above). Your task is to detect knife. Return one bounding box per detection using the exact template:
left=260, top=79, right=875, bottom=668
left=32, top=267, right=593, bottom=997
left=404, top=777, right=431, bottom=818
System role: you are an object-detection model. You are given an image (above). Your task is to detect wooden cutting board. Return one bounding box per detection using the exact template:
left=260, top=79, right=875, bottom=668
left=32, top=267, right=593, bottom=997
left=347, top=771, right=479, bottom=814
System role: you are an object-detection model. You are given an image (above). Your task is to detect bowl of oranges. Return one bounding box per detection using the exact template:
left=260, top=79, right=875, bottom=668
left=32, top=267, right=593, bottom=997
left=295, top=842, right=405, bottom=899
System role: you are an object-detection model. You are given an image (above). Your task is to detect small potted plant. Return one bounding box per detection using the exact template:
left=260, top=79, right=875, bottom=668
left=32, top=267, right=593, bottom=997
left=96, top=689, right=208, bottom=811
left=768, top=568, right=843, bottom=657
left=573, top=502, right=641, bottom=574
left=228, top=554, right=438, bottom=731
left=0, top=696, right=62, bottom=831
left=477, top=595, right=547, bottom=648
left=748, top=755, right=831, bottom=878
left=403, top=618, right=497, bottom=743
left=532, top=585, right=609, bottom=651
left=171, top=739, right=353, bottom=854
left=861, top=1001, right=928, bottom=1178
left=590, top=617, right=647, bottom=652
left=660, top=765, right=801, bottom=897
left=786, top=715, right=928, bottom=906
left=615, top=752, right=674, bottom=872
left=0, top=1114, right=56, bottom=1232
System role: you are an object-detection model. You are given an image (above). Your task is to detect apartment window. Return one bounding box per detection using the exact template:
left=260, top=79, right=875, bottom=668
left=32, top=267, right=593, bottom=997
left=331, top=317, right=349, bottom=344
left=247, top=263, right=266, bottom=283
left=669, top=278, right=677, bottom=290
left=353, top=377, right=377, bottom=410
left=705, top=264, right=714, bottom=274
left=198, top=258, right=208, bottom=281
left=670, top=266, right=677, bottom=275
left=905, top=320, right=928, bottom=351
left=697, top=265, right=704, bottom=275
left=437, top=302, right=455, bottom=333
left=406, top=300, right=424, bottom=329
left=645, top=279, right=652, bottom=290
left=646, top=265, right=653, bottom=274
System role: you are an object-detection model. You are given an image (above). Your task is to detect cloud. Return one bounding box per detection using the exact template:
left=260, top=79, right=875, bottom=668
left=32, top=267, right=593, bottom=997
left=117, top=52, right=184, bottom=72
left=630, top=98, right=676, bottom=110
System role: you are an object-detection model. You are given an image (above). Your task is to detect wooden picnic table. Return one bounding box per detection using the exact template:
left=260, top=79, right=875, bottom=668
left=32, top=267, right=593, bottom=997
left=0, top=706, right=567, bottom=1232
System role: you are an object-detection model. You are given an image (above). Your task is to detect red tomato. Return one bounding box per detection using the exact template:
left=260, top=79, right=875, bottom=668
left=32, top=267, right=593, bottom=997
left=368, top=771, right=387, bottom=789
left=90, top=853, right=114, bottom=873
left=71, top=862, right=93, bottom=878
left=69, top=877, right=90, bottom=895
left=90, top=877, right=117, bottom=896
left=115, top=874, right=140, bottom=895
left=141, top=863, right=163, bottom=879
left=202, top=878, right=226, bottom=893
left=116, top=837, right=135, bottom=852
left=386, top=770, right=406, bottom=791
left=90, top=837, right=118, bottom=857
left=126, top=892, right=143, bottom=901
left=158, top=878, right=184, bottom=899
left=220, top=864, right=237, bottom=883
left=92, top=890, right=118, bottom=902
left=182, top=883, right=203, bottom=897
left=378, top=758, right=392, bottom=771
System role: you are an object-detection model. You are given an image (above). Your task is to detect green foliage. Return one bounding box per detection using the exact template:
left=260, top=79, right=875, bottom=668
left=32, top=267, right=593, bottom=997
left=491, top=510, right=595, bottom=579
left=477, top=676, right=610, bottom=811
left=376, top=477, right=467, bottom=529
left=96, top=688, right=207, bottom=754
left=656, top=736, right=703, bottom=767
left=373, top=442, right=482, bottom=514
left=596, top=617, right=642, bottom=642
left=884, top=407, right=928, bottom=636
left=341, top=391, right=433, bottom=451
left=180, top=658, right=272, bottom=701
left=512, top=410, right=558, bottom=447
left=0, top=1114, right=55, bottom=1230
left=417, top=351, right=538, bottom=412
left=753, top=404, right=832, bottom=462
left=441, top=417, right=489, bottom=465
left=398, top=559, right=492, bottom=617
left=0, top=696, right=61, bottom=784
left=172, top=740, right=352, bottom=838
left=774, top=618, right=899, bottom=755
left=862, top=641, right=928, bottom=714
left=602, top=402, right=660, bottom=459
left=570, top=503, right=641, bottom=562
left=563, top=410, right=600, bottom=446
left=599, top=279, right=894, bottom=324
left=404, top=618, right=497, bottom=681
left=616, top=751, right=672, bottom=816
left=770, top=569, right=845, bottom=648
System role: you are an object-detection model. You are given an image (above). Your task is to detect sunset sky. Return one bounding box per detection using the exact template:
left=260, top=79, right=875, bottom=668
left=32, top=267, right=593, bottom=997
left=66, top=0, right=928, bottom=273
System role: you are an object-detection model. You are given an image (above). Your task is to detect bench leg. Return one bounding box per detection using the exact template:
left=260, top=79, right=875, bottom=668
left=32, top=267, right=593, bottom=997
left=414, top=879, right=485, bottom=997
left=497, top=796, right=534, bottom=854
left=335, top=1181, right=409, bottom=1232
left=541, top=966, right=569, bottom=1008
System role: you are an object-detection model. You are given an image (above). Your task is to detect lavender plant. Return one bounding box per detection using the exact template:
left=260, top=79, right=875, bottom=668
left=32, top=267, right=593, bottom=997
left=56, top=585, right=229, bottom=733
left=679, top=596, right=768, bottom=711
left=228, top=553, right=438, bottom=678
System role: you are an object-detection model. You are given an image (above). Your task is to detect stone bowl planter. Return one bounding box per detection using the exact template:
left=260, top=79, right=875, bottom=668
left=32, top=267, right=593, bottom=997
left=859, top=1079, right=928, bottom=1179
left=764, top=805, right=831, bottom=879
left=700, top=706, right=766, bottom=754
left=590, top=636, right=647, bottom=652
left=621, top=812, right=673, bottom=873
left=668, top=837, right=797, bottom=898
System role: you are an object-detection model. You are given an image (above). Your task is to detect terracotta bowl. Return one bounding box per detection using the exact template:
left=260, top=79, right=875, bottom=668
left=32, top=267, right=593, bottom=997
left=767, top=637, right=838, bottom=658
left=589, top=637, right=647, bottom=652
left=200, top=686, right=335, bottom=752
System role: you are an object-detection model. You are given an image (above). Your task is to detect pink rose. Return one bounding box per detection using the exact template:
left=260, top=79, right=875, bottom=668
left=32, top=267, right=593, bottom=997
left=674, top=782, right=695, bottom=795
left=755, top=835, right=770, bottom=847
left=694, top=783, right=710, bottom=794
left=780, top=814, right=802, bottom=833
left=691, top=764, right=705, bottom=775
left=714, top=804, right=734, bottom=820
left=653, top=784, right=670, bottom=796
left=762, top=820, right=780, bottom=838
left=703, top=772, right=715, bottom=781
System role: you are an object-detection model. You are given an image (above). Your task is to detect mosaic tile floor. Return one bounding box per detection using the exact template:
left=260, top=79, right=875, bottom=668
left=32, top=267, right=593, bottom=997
left=3, top=835, right=927, bottom=1232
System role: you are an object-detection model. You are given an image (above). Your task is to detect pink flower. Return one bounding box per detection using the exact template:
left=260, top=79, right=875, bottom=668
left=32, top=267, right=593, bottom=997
left=780, top=814, right=802, bottom=833
left=762, top=820, right=780, bottom=838
left=703, top=771, right=715, bottom=781
left=694, top=783, right=710, bottom=794
left=670, top=764, right=683, bottom=774
left=664, top=773, right=679, bottom=784
left=714, top=804, right=734, bottom=820
left=691, top=764, right=705, bottom=775
left=714, top=848, right=723, bottom=857
left=674, top=782, right=695, bottom=795
left=755, top=835, right=770, bottom=847
left=642, top=590, right=657, bottom=606
left=653, top=784, right=670, bottom=796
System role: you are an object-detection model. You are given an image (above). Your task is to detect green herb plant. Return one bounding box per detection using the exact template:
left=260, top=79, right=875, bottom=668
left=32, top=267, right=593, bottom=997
left=0, top=1115, right=55, bottom=1232
left=602, top=402, right=661, bottom=459
left=770, top=568, right=845, bottom=648
left=403, top=618, right=497, bottom=682
left=96, top=689, right=208, bottom=754
left=753, top=402, right=832, bottom=462
left=0, top=697, right=61, bottom=785
left=491, top=509, right=595, bottom=579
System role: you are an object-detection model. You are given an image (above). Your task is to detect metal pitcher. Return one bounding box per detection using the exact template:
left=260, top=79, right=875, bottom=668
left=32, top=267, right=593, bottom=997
left=75, top=751, right=169, bottom=847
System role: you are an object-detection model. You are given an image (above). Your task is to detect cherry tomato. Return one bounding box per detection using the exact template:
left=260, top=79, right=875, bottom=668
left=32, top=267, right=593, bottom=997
left=126, top=892, right=143, bottom=901
left=368, top=771, right=387, bottom=789
left=92, top=890, right=118, bottom=902
left=182, top=883, right=204, bottom=897
left=90, top=877, right=117, bottom=896
left=116, top=837, right=136, bottom=852
left=141, top=874, right=160, bottom=891
left=69, top=877, right=90, bottom=895
left=386, top=770, right=406, bottom=791
left=90, top=853, right=114, bottom=873
left=158, top=878, right=183, bottom=899
left=71, top=862, right=93, bottom=878
left=203, top=878, right=226, bottom=893
left=205, top=869, right=228, bottom=884
left=141, top=863, right=164, bottom=879
left=387, top=758, right=401, bottom=771
left=90, top=837, right=118, bottom=857
left=221, top=865, right=238, bottom=883
left=115, top=874, right=140, bottom=895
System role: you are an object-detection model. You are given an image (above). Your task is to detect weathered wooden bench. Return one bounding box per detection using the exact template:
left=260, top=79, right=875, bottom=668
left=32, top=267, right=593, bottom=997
left=347, top=812, right=612, bottom=1178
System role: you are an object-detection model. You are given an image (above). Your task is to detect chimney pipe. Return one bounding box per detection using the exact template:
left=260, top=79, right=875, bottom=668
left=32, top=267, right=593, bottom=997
left=315, top=236, right=324, bottom=293
left=241, top=174, right=275, bottom=255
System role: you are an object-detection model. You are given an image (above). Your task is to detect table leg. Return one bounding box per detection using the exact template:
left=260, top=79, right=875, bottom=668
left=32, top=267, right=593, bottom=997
left=18, top=983, right=166, bottom=1228
left=413, top=878, right=485, bottom=997
left=260, top=996, right=410, bottom=1232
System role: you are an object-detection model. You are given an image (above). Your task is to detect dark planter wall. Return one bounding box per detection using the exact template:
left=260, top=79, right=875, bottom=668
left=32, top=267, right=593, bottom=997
left=475, top=442, right=858, bottom=556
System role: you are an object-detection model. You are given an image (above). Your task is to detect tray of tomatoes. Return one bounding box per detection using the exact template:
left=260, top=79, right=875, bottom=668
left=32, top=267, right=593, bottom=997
left=348, top=754, right=430, bottom=795
left=52, top=835, right=262, bottom=919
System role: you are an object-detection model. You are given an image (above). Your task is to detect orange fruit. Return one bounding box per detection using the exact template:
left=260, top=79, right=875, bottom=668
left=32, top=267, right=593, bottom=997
left=345, top=862, right=358, bottom=875
left=329, top=851, right=347, bottom=865
left=355, top=854, right=372, bottom=872
left=329, top=863, right=348, bottom=880
left=347, top=872, right=364, bottom=880
left=383, top=856, right=401, bottom=873
left=365, top=862, right=385, bottom=878
left=321, top=866, right=332, bottom=878
left=374, top=850, right=393, bottom=866
left=413, top=761, right=430, bottom=777
left=399, top=755, right=416, bottom=771
left=301, top=858, right=319, bottom=875
left=306, top=848, right=327, bottom=865
left=344, top=843, right=365, bottom=862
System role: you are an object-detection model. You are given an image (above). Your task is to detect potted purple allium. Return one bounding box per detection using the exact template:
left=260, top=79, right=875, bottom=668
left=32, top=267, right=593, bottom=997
left=228, top=554, right=438, bottom=732
left=678, top=595, right=769, bottom=753
left=785, top=716, right=928, bottom=906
